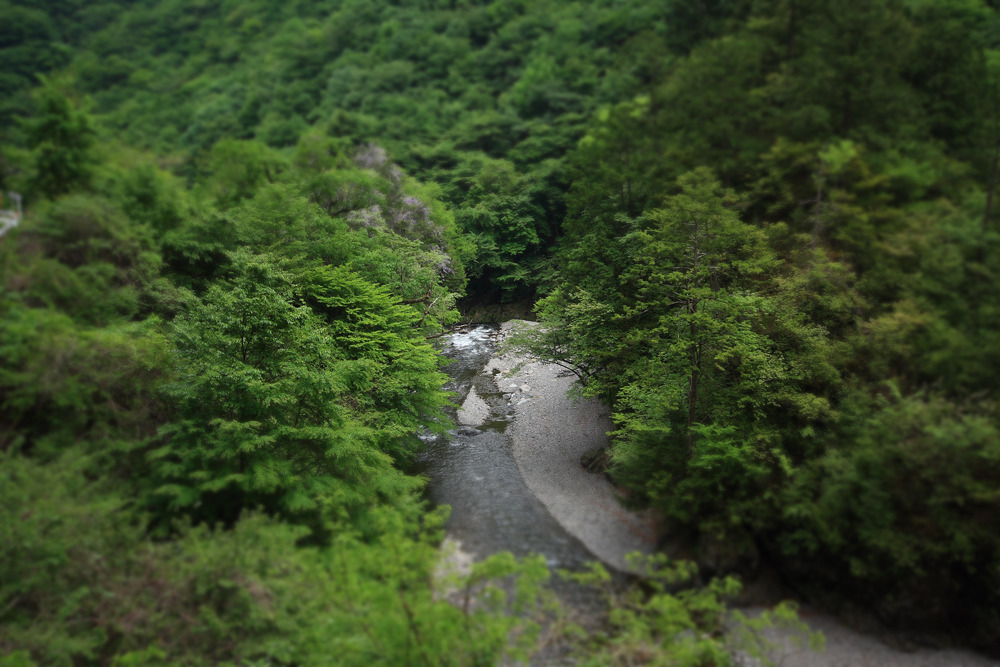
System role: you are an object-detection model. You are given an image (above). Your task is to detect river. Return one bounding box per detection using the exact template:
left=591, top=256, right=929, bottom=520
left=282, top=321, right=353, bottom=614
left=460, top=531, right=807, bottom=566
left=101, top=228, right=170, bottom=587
left=418, top=324, right=998, bottom=667
left=416, top=325, right=595, bottom=568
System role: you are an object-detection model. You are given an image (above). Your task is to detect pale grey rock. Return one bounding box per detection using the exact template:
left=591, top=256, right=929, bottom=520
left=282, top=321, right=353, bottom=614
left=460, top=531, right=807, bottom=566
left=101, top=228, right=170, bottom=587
left=457, top=386, right=490, bottom=427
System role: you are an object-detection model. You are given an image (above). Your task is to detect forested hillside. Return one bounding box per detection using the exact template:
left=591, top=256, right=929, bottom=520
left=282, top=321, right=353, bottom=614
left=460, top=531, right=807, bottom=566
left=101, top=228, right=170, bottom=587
left=3, top=0, right=677, bottom=302
left=521, top=0, right=1000, bottom=650
left=1, top=0, right=999, bottom=663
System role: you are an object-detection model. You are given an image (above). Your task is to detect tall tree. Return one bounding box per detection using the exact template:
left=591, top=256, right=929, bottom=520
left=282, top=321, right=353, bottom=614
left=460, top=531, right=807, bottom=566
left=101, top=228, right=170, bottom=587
left=22, top=77, right=95, bottom=197
left=149, top=251, right=430, bottom=528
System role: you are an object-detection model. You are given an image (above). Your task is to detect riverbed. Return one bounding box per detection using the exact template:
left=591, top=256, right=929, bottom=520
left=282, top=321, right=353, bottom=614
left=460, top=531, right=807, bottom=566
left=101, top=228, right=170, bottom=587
left=420, top=323, right=998, bottom=666
left=415, top=325, right=598, bottom=572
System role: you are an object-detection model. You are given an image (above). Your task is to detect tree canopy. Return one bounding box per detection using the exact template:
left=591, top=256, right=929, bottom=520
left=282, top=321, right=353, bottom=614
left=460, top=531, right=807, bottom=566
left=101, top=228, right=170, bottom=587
left=2, top=0, right=1000, bottom=661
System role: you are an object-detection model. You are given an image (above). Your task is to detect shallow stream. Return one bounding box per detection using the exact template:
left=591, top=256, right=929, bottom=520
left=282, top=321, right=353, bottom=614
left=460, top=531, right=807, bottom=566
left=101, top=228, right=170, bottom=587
left=414, top=325, right=596, bottom=572
left=413, top=324, right=999, bottom=667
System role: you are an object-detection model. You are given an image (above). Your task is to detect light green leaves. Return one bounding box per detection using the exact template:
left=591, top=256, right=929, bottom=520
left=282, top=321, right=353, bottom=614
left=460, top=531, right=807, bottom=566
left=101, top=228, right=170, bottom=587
left=151, top=249, right=440, bottom=524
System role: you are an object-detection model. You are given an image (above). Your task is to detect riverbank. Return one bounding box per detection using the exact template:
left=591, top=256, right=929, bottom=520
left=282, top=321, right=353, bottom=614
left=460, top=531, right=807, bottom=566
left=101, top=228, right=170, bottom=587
left=479, top=321, right=658, bottom=573
left=471, top=321, right=998, bottom=667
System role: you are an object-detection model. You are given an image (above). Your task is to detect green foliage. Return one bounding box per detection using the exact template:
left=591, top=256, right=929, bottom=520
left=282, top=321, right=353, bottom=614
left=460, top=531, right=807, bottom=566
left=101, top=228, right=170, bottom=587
left=0, top=3, right=70, bottom=126
left=519, top=170, right=821, bottom=538
left=149, top=250, right=431, bottom=526
left=199, top=138, right=285, bottom=209
left=113, top=162, right=190, bottom=238
left=0, top=299, right=169, bottom=456
left=457, top=159, right=545, bottom=299
left=4, top=193, right=181, bottom=322
left=297, top=263, right=452, bottom=451
left=0, top=452, right=553, bottom=665
left=0, top=62, right=560, bottom=661
left=783, top=393, right=1000, bottom=577
left=567, top=554, right=822, bottom=666
left=0, top=0, right=702, bottom=300
left=4, top=0, right=1000, bottom=657
left=21, top=78, right=95, bottom=197
left=527, top=0, right=1000, bottom=646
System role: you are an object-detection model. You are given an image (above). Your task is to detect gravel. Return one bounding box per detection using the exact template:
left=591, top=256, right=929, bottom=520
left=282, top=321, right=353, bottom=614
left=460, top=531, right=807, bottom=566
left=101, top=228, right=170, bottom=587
left=485, top=323, right=658, bottom=573
left=745, top=609, right=999, bottom=667
left=484, top=321, right=999, bottom=666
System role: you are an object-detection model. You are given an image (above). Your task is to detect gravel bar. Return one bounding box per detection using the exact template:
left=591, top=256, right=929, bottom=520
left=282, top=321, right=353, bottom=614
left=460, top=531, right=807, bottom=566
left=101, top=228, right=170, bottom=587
left=482, top=322, right=999, bottom=666
left=484, top=322, right=658, bottom=573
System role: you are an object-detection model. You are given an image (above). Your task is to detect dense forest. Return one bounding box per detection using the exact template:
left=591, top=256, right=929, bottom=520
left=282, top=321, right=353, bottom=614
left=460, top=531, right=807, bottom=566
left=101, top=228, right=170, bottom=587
left=1, top=0, right=999, bottom=664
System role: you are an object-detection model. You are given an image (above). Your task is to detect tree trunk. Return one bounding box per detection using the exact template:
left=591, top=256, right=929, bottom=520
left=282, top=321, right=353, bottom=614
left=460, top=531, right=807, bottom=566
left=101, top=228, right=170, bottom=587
left=687, top=314, right=699, bottom=455
left=786, top=1, right=798, bottom=61
left=983, top=135, right=1000, bottom=240
left=812, top=157, right=826, bottom=249
left=686, top=214, right=702, bottom=454
left=840, top=88, right=853, bottom=135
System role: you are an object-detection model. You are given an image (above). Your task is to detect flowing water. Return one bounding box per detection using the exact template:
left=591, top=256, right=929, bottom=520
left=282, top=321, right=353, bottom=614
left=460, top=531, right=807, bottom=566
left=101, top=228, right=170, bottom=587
left=413, top=326, right=1000, bottom=667
left=415, top=325, right=596, bottom=572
